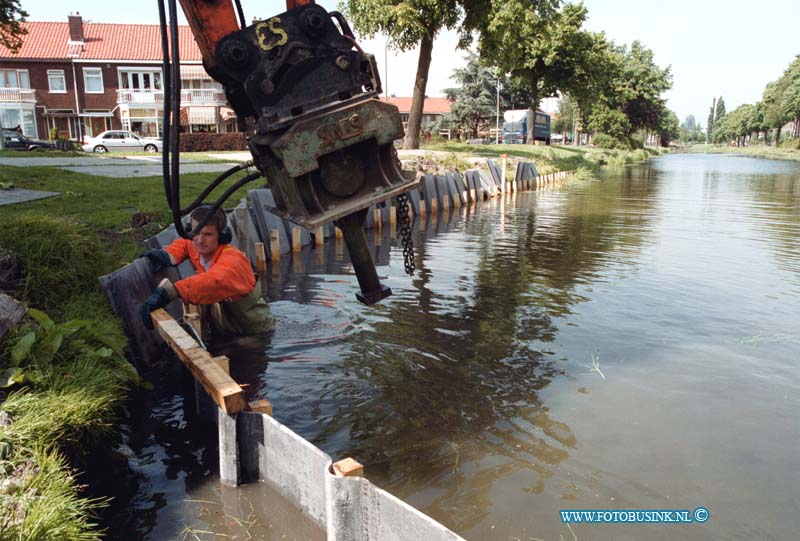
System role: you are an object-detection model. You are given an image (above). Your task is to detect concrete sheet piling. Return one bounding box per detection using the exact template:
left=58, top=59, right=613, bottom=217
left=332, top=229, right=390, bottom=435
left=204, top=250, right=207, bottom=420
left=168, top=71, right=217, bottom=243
left=406, top=188, right=422, bottom=216
left=249, top=189, right=291, bottom=257
left=98, top=258, right=184, bottom=370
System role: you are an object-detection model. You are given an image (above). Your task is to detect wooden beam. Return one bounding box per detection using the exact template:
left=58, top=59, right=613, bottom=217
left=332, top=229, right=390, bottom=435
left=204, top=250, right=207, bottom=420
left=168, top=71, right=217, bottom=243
left=332, top=457, right=364, bottom=477
left=151, top=309, right=246, bottom=414
left=248, top=399, right=272, bottom=415
left=212, top=355, right=230, bottom=374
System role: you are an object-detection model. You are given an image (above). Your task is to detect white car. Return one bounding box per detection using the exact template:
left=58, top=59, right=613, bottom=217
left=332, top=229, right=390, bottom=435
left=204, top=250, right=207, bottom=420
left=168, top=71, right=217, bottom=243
left=82, top=130, right=163, bottom=153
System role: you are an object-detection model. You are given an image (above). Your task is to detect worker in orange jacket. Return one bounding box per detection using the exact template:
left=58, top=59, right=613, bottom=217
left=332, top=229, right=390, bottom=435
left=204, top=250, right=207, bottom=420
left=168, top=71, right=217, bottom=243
left=140, top=205, right=274, bottom=335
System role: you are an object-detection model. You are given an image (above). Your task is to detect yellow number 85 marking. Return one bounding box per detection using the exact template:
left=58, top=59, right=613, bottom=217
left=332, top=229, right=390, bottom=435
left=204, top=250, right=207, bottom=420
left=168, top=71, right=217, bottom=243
left=256, top=17, right=288, bottom=52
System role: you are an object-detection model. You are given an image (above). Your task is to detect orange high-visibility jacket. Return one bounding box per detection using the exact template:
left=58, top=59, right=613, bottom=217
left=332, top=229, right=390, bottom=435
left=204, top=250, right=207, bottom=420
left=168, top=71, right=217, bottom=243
left=164, top=239, right=255, bottom=305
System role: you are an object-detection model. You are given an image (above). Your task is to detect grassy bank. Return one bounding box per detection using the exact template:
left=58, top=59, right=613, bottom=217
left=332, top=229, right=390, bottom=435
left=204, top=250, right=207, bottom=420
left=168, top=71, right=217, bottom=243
left=0, top=163, right=255, bottom=539
left=682, top=143, right=800, bottom=161
left=418, top=142, right=663, bottom=173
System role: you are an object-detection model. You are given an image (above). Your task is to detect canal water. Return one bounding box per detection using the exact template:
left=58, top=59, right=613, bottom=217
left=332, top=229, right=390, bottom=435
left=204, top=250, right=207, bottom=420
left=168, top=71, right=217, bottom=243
left=113, top=153, right=800, bottom=540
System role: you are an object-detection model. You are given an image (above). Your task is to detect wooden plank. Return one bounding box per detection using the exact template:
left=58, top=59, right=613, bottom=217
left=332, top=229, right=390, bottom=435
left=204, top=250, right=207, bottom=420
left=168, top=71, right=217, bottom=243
left=332, top=457, right=364, bottom=478
left=212, top=355, right=230, bottom=374
left=151, top=309, right=246, bottom=414
left=248, top=399, right=273, bottom=415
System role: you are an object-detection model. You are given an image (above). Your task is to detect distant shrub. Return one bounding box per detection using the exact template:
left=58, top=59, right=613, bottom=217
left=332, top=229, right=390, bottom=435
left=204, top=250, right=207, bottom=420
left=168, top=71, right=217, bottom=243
left=592, top=133, right=619, bottom=149
left=627, top=134, right=645, bottom=149
left=179, top=133, right=248, bottom=152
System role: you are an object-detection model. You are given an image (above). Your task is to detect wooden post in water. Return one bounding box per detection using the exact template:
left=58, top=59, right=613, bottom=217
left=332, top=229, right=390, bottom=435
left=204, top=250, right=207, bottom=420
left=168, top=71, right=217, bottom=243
left=254, top=242, right=267, bottom=273
left=269, top=230, right=280, bottom=263
left=292, top=228, right=302, bottom=253
left=332, top=457, right=364, bottom=478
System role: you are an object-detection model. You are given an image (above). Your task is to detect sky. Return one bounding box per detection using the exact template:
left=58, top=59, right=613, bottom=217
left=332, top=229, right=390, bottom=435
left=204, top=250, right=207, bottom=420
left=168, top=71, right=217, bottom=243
left=20, top=0, right=800, bottom=126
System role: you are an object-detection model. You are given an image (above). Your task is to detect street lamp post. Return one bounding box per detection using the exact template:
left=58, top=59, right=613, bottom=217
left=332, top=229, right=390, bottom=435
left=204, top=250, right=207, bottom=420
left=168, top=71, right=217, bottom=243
left=384, top=38, right=392, bottom=101
left=495, top=71, right=500, bottom=144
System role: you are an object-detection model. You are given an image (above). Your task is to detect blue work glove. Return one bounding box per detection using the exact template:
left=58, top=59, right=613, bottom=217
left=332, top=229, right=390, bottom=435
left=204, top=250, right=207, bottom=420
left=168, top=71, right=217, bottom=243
left=139, top=249, right=173, bottom=273
left=141, top=287, right=171, bottom=329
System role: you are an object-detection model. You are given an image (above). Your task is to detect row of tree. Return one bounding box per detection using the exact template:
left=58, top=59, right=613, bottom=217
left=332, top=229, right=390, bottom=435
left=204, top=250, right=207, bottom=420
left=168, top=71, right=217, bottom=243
left=708, top=56, right=800, bottom=146
left=344, top=0, right=677, bottom=149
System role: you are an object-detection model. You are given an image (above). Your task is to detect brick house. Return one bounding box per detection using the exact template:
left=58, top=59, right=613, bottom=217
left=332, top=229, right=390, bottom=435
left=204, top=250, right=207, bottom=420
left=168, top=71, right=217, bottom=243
left=380, top=96, right=452, bottom=131
left=0, top=13, right=235, bottom=141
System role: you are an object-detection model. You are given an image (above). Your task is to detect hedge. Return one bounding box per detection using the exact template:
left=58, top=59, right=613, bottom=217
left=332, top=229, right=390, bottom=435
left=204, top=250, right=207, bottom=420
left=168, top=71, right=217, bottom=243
left=178, top=133, right=248, bottom=152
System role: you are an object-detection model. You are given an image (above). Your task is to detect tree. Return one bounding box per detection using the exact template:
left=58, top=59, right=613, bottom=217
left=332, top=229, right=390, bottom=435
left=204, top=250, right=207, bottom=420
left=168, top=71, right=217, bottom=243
left=470, top=0, right=594, bottom=143
left=585, top=102, right=630, bottom=141
left=714, top=96, right=726, bottom=126
left=0, top=0, right=27, bottom=54
left=500, top=75, right=532, bottom=111
left=344, top=0, right=475, bottom=149
left=443, top=52, right=500, bottom=138
left=579, top=40, right=672, bottom=145
left=707, top=97, right=716, bottom=143
left=656, top=108, right=680, bottom=147
left=779, top=55, right=800, bottom=140
left=553, top=94, right=577, bottom=141
left=616, top=41, right=672, bottom=135
left=763, top=79, right=789, bottom=145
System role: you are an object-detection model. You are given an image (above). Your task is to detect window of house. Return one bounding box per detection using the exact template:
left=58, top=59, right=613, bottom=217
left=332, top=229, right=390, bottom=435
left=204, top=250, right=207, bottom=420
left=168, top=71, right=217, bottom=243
left=0, top=69, right=30, bottom=89
left=83, top=68, right=104, bottom=93
left=48, top=70, right=67, bottom=93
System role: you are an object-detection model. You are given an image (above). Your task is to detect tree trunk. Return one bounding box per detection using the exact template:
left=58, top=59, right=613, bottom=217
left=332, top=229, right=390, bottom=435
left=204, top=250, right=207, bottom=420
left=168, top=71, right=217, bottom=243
left=527, top=74, right=539, bottom=144
left=403, top=29, right=434, bottom=150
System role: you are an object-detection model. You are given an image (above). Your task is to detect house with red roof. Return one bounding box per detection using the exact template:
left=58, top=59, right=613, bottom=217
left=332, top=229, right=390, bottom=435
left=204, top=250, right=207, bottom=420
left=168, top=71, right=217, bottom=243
left=379, top=96, right=452, bottom=131
left=0, top=13, right=233, bottom=141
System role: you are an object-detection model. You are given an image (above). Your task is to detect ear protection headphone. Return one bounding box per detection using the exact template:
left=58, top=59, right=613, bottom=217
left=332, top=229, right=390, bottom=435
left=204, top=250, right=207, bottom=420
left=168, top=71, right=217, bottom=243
left=218, top=224, right=233, bottom=245
left=188, top=205, right=233, bottom=245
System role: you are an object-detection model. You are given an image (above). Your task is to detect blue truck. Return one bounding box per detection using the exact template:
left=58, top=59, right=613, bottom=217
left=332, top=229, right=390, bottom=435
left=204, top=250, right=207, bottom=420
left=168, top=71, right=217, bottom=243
left=502, top=110, right=551, bottom=145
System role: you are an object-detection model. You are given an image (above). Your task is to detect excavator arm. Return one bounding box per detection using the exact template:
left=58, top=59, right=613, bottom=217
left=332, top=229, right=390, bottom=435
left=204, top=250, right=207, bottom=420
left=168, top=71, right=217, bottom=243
left=166, top=0, right=417, bottom=305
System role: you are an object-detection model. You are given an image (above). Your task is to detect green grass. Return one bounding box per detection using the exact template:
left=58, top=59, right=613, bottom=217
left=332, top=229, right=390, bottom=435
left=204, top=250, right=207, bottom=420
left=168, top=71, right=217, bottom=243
left=683, top=143, right=800, bottom=161
left=0, top=165, right=260, bottom=265
left=0, top=445, right=106, bottom=541
left=418, top=142, right=662, bottom=174
left=0, top=149, right=83, bottom=158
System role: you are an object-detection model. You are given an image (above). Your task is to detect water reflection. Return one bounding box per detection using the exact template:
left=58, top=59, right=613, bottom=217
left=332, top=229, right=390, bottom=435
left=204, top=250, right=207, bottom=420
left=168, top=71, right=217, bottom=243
left=251, top=174, right=664, bottom=531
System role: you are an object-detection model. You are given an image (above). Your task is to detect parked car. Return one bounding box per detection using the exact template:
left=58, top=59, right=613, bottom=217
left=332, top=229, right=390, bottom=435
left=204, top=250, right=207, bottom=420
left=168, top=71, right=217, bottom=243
left=2, top=130, right=56, bottom=151
left=82, top=130, right=163, bottom=153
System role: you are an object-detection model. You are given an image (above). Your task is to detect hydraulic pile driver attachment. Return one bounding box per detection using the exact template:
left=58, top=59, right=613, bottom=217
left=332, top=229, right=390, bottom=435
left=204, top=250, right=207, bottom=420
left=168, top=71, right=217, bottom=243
left=165, top=0, right=417, bottom=305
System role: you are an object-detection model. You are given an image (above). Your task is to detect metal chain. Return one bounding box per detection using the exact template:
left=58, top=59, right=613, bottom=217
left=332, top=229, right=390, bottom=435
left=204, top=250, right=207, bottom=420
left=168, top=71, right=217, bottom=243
left=396, top=193, right=415, bottom=275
